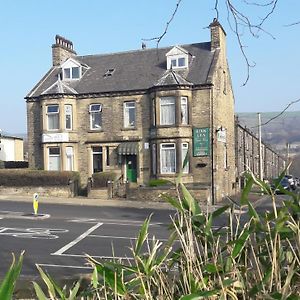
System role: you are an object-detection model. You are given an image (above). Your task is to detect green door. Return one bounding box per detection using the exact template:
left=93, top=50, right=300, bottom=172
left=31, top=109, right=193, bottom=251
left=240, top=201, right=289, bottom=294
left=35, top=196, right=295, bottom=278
left=126, top=155, right=137, bottom=182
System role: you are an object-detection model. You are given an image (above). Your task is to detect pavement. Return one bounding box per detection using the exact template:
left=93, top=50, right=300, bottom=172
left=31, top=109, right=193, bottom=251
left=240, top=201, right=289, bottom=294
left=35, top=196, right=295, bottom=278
left=0, top=190, right=265, bottom=211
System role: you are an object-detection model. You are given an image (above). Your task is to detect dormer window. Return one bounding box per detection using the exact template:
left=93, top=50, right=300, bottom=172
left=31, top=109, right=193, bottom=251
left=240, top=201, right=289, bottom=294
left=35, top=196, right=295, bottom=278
left=63, top=67, right=80, bottom=79
left=171, top=57, right=186, bottom=68
left=166, top=46, right=189, bottom=70
left=61, top=58, right=81, bottom=80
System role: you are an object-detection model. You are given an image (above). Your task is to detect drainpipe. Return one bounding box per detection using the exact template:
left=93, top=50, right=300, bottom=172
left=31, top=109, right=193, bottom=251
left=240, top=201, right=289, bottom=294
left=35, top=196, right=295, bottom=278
left=210, top=89, right=215, bottom=205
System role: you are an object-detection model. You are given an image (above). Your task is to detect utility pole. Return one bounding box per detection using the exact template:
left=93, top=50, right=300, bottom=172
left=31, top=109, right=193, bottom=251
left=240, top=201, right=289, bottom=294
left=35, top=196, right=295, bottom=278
left=286, top=142, right=290, bottom=175
left=257, top=113, right=263, bottom=181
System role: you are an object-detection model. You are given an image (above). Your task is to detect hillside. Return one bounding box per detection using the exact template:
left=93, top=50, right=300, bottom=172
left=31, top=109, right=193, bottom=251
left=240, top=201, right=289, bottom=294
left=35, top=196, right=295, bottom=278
left=236, top=111, right=300, bottom=156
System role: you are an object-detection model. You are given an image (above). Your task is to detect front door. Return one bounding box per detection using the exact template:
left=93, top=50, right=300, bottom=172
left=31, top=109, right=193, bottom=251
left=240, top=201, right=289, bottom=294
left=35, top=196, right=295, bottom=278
left=126, top=155, right=137, bottom=182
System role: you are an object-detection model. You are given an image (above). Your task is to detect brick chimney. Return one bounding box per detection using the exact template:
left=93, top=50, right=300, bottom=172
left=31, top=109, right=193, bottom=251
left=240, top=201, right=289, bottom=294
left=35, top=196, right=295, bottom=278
left=209, top=18, right=226, bottom=52
left=52, top=35, right=77, bottom=66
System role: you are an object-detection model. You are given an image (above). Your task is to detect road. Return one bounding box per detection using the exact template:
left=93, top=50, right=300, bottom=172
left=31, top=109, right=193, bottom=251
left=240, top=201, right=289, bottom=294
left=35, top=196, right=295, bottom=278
left=0, top=201, right=174, bottom=281
left=0, top=191, right=298, bottom=284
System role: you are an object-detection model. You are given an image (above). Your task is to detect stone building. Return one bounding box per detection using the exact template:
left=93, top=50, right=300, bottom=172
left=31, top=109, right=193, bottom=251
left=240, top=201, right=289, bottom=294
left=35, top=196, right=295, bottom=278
left=26, top=20, right=237, bottom=203
left=235, top=122, right=285, bottom=188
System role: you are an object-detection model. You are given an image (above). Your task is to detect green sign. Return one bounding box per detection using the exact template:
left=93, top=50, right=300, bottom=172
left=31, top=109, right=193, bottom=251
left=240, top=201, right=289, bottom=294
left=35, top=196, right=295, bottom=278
left=193, top=127, right=210, bottom=156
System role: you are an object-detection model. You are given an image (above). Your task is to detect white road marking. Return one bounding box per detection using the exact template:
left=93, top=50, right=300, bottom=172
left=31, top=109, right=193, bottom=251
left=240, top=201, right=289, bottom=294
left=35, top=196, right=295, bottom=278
left=37, top=263, right=93, bottom=270
left=0, top=227, right=68, bottom=239
left=55, top=253, right=135, bottom=260
left=52, top=222, right=103, bottom=255
left=88, top=234, right=171, bottom=242
left=68, top=218, right=163, bottom=226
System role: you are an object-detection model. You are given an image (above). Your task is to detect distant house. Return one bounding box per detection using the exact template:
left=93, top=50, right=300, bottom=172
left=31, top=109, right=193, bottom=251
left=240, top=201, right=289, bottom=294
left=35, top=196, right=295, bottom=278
left=0, top=135, right=24, bottom=161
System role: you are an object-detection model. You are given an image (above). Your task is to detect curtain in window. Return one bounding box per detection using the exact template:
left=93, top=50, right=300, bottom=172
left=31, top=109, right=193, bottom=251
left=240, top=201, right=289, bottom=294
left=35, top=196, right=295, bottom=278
left=48, top=114, right=59, bottom=130
left=181, top=97, right=188, bottom=125
left=161, top=144, right=176, bottom=173
left=160, top=97, right=175, bottom=125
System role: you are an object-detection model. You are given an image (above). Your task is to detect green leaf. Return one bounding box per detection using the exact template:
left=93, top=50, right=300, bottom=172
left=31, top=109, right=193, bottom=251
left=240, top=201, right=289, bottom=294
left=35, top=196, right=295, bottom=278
left=68, top=281, right=80, bottom=300
left=232, top=229, right=250, bottom=258
left=162, top=194, right=184, bottom=212
left=211, top=205, right=230, bottom=219
left=32, top=282, right=48, bottom=300
left=180, top=183, right=201, bottom=215
left=134, top=214, right=151, bottom=255
left=36, top=265, right=57, bottom=299
left=204, top=263, right=218, bottom=273
left=94, top=264, right=126, bottom=296
left=240, top=173, right=254, bottom=205
left=92, top=266, right=98, bottom=289
left=0, top=251, right=24, bottom=300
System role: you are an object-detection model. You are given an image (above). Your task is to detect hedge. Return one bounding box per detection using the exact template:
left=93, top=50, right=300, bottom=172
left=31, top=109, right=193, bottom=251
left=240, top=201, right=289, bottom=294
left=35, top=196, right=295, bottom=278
left=92, top=172, right=116, bottom=188
left=2, top=161, right=29, bottom=169
left=0, top=170, right=80, bottom=187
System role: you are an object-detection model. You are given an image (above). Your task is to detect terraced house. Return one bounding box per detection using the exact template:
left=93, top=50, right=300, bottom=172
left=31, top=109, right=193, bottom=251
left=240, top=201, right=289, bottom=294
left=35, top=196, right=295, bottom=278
left=26, top=19, right=236, bottom=203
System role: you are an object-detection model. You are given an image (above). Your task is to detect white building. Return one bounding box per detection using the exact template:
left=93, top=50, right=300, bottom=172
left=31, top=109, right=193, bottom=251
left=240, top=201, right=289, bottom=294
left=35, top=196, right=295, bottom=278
left=0, top=135, right=24, bottom=161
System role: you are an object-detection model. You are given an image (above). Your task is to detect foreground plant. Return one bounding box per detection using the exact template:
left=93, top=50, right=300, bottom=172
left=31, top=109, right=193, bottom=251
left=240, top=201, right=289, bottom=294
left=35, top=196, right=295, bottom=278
left=84, top=169, right=300, bottom=299
left=33, top=264, right=80, bottom=300
left=0, top=251, right=24, bottom=300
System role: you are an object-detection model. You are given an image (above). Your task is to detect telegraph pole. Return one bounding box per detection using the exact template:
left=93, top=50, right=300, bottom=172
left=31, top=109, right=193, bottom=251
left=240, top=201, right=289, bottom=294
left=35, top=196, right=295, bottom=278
left=257, top=113, right=263, bottom=181
left=286, top=142, right=290, bottom=175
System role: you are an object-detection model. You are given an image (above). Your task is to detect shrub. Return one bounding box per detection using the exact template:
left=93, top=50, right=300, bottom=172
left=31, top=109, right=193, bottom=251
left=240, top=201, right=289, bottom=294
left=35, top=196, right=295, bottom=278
left=4, top=161, right=28, bottom=169
left=92, top=172, right=116, bottom=188
left=148, top=178, right=172, bottom=187
left=0, top=169, right=80, bottom=187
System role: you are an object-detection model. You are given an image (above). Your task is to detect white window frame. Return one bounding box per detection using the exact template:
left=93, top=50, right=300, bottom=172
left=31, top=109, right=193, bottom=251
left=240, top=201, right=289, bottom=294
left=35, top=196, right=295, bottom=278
left=160, top=143, right=176, bottom=174
left=47, top=105, right=60, bottom=131
left=48, top=147, right=60, bottom=171
left=65, top=105, right=73, bottom=130
left=89, top=104, right=102, bottom=130
left=169, top=56, right=187, bottom=69
left=123, top=101, right=136, bottom=128
left=160, top=97, right=175, bottom=126
left=65, top=146, right=74, bottom=171
left=182, top=143, right=189, bottom=174
left=181, top=97, right=188, bottom=125
left=63, top=66, right=81, bottom=80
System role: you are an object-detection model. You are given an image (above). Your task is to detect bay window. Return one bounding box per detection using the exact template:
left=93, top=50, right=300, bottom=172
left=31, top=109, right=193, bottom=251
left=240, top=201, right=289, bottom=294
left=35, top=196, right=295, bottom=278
left=160, top=97, right=175, bottom=125
left=48, top=147, right=60, bottom=170
left=47, top=105, right=59, bottom=130
left=160, top=143, right=176, bottom=174
left=66, top=146, right=74, bottom=171
left=181, top=97, right=188, bottom=125
left=65, top=105, right=72, bottom=130
left=182, top=143, right=189, bottom=173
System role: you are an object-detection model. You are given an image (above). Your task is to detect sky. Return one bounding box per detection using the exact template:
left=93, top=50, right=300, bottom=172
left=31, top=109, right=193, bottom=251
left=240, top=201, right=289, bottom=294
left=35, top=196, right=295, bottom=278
left=0, top=0, right=299, bottom=134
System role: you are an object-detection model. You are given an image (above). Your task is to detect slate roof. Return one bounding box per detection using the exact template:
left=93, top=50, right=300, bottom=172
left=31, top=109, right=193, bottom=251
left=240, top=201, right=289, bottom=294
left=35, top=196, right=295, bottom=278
left=27, top=42, right=215, bottom=98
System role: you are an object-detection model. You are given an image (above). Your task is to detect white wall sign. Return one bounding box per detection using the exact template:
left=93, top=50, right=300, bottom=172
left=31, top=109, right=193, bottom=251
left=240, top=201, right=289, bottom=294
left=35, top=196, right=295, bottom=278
left=42, top=133, right=69, bottom=143
left=217, top=130, right=226, bottom=143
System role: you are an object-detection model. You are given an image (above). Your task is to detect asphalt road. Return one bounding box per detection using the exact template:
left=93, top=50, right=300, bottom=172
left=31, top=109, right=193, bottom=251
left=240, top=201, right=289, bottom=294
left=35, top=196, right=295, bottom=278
left=0, top=201, right=174, bottom=281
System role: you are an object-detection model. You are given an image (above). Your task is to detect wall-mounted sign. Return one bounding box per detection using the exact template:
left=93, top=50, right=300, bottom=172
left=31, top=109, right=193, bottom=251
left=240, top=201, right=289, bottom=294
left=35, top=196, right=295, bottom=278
left=42, top=133, right=69, bottom=143
left=193, top=127, right=210, bottom=156
left=217, top=129, right=226, bottom=143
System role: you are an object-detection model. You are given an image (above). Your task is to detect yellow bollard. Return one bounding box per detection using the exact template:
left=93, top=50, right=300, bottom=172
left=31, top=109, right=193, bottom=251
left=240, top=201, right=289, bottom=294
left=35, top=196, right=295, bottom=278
left=33, top=193, right=39, bottom=215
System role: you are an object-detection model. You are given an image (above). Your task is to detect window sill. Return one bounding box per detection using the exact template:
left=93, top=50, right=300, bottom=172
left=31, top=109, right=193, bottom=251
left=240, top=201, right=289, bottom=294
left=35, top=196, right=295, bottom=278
left=88, top=129, right=103, bottom=133
left=121, top=127, right=137, bottom=131
left=155, top=124, right=191, bottom=128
